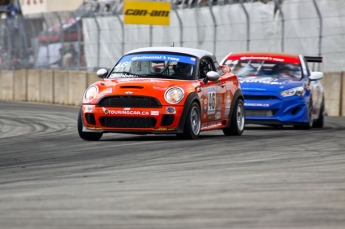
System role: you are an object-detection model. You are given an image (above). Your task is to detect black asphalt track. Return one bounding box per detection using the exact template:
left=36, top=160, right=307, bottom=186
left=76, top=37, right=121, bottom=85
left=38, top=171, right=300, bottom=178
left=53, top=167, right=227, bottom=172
left=0, top=101, right=344, bottom=229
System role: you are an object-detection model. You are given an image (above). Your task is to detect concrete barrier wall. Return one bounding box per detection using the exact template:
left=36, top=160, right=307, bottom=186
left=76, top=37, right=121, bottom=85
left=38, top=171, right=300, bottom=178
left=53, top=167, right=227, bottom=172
left=68, top=71, right=88, bottom=106
left=1, top=70, right=14, bottom=101
left=27, top=70, right=41, bottom=102
left=323, top=72, right=343, bottom=116
left=54, top=70, right=69, bottom=105
left=0, top=70, right=344, bottom=116
left=14, top=70, right=27, bottom=101
left=40, top=70, right=54, bottom=103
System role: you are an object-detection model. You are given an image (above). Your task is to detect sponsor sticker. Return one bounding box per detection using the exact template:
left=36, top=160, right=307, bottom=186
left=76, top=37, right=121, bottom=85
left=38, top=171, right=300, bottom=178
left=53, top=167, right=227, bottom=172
left=240, top=56, right=285, bottom=62
left=225, top=100, right=231, bottom=109
left=224, top=109, right=230, bottom=118
left=102, top=88, right=112, bottom=94
left=208, top=87, right=216, bottom=115
left=186, top=87, right=195, bottom=93
left=166, top=106, right=176, bottom=114
left=244, top=103, right=270, bottom=107
left=151, top=111, right=159, bottom=116
left=215, top=112, right=221, bottom=120
left=207, top=115, right=215, bottom=120
left=155, top=127, right=175, bottom=131
left=201, top=121, right=222, bottom=129
left=102, top=107, right=150, bottom=115
left=217, top=95, right=222, bottom=104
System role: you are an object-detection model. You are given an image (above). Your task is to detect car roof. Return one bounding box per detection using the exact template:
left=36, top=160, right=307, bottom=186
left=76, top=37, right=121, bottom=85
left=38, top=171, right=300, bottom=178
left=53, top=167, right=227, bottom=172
left=125, top=46, right=215, bottom=60
left=225, top=51, right=301, bottom=64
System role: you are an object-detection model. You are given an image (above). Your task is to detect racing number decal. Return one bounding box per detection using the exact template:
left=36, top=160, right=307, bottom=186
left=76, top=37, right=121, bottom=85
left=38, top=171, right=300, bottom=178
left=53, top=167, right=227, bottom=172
left=208, top=87, right=216, bottom=115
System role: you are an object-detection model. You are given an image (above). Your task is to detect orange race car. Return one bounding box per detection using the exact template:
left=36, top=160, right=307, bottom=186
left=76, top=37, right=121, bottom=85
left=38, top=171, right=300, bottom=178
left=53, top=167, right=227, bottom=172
left=78, top=47, right=245, bottom=140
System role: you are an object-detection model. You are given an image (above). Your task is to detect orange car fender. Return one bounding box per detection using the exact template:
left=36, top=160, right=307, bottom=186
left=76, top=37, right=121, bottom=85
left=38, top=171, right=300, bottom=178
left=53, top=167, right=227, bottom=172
left=176, top=92, right=201, bottom=133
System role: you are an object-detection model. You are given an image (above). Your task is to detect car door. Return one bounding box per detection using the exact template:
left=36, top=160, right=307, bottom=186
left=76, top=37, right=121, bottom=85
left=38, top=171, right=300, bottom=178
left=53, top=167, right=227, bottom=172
left=198, top=58, right=225, bottom=124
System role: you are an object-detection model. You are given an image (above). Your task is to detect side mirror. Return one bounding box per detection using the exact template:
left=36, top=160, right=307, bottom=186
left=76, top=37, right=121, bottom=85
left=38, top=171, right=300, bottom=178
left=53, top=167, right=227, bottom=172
left=206, top=71, right=220, bottom=82
left=96, top=68, right=108, bottom=79
left=309, top=71, right=323, bottom=81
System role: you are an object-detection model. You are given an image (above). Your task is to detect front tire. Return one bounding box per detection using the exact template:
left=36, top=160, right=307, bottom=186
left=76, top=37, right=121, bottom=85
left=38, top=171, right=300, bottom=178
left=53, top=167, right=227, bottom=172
left=78, top=109, right=103, bottom=141
left=294, top=99, right=313, bottom=130
left=223, top=99, right=245, bottom=136
left=178, top=102, right=201, bottom=139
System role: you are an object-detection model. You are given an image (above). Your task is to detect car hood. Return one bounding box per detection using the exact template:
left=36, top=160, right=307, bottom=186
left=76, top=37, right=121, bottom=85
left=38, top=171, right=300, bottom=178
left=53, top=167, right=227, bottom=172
left=238, top=76, right=303, bottom=92
left=100, top=78, right=191, bottom=91
left=86, top=78, right=199, bottom=105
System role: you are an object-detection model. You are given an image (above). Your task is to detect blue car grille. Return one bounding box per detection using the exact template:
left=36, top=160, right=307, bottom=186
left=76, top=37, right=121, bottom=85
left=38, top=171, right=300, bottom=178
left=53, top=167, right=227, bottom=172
left=246, top=109, right=279, bottom=117
left=244, top=95, right=278, bottom=100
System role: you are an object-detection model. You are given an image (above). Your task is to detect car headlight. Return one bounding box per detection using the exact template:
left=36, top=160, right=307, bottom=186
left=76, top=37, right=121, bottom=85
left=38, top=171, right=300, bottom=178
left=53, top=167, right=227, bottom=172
left=280, top=86, right=305, bottom=97
left=84, top=85, right=98, bottom=102
left=164, top=87, right=184, bottom=104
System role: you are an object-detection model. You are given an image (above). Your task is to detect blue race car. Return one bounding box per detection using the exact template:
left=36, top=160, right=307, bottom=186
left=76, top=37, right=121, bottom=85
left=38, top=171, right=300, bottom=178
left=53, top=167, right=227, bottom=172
left=220, top=52, right=325, bottom=129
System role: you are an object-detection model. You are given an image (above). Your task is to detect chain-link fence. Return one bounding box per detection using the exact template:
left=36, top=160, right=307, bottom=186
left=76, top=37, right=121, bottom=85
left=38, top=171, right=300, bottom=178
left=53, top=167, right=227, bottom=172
left=0, top=0, right=344, bottom=72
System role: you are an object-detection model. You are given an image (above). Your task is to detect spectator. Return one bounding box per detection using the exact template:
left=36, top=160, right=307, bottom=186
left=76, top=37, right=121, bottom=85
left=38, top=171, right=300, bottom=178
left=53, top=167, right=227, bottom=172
left=4, top=0, right=19, bottom=18
left=50, top=47, right=64, bottom=68
left=22, top=49, right=35, bottom=69
left=4, top=0, right=20, bottom=31
left=62, top=44, right=78, bottom=67
left=3, top=0, right=20, bottom=51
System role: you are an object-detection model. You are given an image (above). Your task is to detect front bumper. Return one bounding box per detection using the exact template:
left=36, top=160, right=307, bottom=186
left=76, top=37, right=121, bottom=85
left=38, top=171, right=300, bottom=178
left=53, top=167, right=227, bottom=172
left=243, top=91, right=309, bottom=125
left=81, top=104, right=184, bottom=134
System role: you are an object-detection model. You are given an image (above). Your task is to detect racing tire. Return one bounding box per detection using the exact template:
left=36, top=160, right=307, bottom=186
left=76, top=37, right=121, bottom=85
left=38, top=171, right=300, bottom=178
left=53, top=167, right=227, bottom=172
left=78, top=109, right=103, bottom=141
left=222, top=99, right=245, bottom=136
left=178, top=102, right=201, bottom=139
left=294, top=99, right=313, bottom=130
left=313, top=100, right=325, bottom=128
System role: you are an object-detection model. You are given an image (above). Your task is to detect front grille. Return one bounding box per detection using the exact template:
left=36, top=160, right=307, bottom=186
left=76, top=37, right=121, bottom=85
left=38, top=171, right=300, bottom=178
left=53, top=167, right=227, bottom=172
left=244, top=95, right=277, bottom=100
left=100, top=117, right=157, bottom=128
left=98, top=96, right=161, bottom=108
left=246, top=109, right=278, bottom=117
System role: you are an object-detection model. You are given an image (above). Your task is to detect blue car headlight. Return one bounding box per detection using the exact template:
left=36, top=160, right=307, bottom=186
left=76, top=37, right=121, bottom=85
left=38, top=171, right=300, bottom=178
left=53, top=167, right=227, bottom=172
left=280, top=86, right=305, bottom=97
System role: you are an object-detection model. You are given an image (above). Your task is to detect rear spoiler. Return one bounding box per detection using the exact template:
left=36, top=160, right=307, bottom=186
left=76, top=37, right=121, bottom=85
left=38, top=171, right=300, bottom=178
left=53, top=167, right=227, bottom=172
left=305, top=56, right=323, bottom=63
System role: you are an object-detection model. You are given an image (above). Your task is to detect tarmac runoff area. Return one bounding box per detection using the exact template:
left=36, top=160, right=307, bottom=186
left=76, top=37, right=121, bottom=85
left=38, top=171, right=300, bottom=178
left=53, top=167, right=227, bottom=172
left=0, top=101, right=344, bottom=229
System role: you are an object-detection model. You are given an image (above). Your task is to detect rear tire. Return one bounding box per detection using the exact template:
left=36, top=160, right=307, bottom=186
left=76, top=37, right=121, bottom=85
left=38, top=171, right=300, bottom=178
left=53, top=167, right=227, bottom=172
left=78, top=109, right=103, bottom=141
left=178, top=102, right=201, bottom=139
left=223, top=99, right=245, bottom=136
left=313, top=100, right=325, bottom=128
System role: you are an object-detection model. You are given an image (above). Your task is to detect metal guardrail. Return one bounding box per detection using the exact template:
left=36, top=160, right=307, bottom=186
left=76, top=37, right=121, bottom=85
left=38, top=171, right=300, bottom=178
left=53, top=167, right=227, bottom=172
left=0, top=0, right=337, bottom=72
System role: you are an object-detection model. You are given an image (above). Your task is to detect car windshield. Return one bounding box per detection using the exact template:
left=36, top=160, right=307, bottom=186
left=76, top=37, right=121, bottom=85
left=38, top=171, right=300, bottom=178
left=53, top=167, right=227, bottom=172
left=109, top=53, right=197, bottom=80
left=224, top=59, right=302, bottom=80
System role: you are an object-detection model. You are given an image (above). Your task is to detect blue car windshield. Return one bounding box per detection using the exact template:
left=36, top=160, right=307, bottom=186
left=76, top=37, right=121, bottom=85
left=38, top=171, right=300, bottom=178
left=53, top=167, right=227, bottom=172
left=224, top=60, right=302, bottom=80
left=109, top=53, right=197, bottom=80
